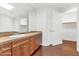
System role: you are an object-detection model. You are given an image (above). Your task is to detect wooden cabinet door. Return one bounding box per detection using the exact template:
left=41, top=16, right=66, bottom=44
left=0, top=43, right=11, bottom=56
left=11, top=38, right=24, bottom=56
left=21, top=45, right=29, bottom=56
left=12, top=45, right=21, bottom=56
left=21, top=40, right=30, bottom=56
left=29, top=37, right=35, bottom=55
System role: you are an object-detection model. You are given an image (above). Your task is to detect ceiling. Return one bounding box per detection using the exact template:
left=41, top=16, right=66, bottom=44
left=6, top=3, right=79, bottom=17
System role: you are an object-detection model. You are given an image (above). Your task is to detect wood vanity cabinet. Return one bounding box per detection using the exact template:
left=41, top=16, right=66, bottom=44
left=20, top=39, right=30, bottom=56
left=0, top=32, right=42, bottom=56
left=0, top=43, right=11, bottom=56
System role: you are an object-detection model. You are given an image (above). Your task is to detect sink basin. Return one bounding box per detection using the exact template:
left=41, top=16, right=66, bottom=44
left=9, top=35, right=20, bottom=39
left=9, top=34, right=26, bottom=39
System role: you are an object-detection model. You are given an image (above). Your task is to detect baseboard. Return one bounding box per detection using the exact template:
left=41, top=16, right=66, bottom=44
left=53, top=41, right=62, bottom=46
left=41, top=43, right=50, bottom=46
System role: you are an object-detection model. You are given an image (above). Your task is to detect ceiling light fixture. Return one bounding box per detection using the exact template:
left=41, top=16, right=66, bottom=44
left=0, top=3, right=14, bottom=10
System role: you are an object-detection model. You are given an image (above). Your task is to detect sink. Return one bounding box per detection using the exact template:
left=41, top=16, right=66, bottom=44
left=9, top=33, right=26, bottom=39
left=9, top=34, right=20, bottom=39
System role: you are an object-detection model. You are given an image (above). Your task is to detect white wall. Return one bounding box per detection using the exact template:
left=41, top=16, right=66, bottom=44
left=77, top=7, right=79, bottom=51
left=36, top=8, right=50, bottom=46
left=28, top=8, right=62, bottom=46
left=12, top=17, right=20, bottom=32
left=0, top=7, right=21, bottom=32
left=28, top=10, right=37, bottom=31
left=0, top=8, right=28, bottom=32
left=51, top=10, right=62, bottom=45
left=0, top=15, right=14, bottom=32
left=28, top=8, right=49, bottom=45
left=0, top=15, right=23, bottom=32
left=62, top=23, right=76, bottom=41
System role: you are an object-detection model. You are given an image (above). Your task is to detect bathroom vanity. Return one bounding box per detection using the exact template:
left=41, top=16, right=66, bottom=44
left=0, top=31, right=42, bottom=56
